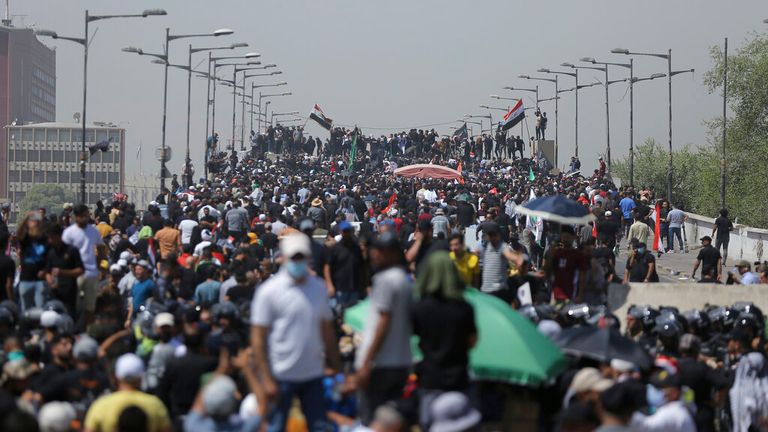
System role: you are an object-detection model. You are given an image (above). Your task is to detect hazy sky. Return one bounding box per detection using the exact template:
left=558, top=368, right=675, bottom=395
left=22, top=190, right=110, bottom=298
left=15, top=0, right=767, bottom=177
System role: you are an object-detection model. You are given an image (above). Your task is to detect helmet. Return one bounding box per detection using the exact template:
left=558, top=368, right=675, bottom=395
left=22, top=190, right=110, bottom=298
left=628, top=304, right=659, bottom=332
left=706, top=306, right=736, bottom=332
left=734, top=313, right=760, bottom=339
left=212, top=301, right=240, bottom=322
left=682, top=309, right=711, bottom=336
left=732, top=302, right=765, bottom=327
left=56, top=314, right=75, bottom=334
left=560, top=303, right=591, bottom=327
left=658, top=307, right=688, bottom=331
left=654, top=320, right=682, bottom=339
left=43, top=300, right=68, bottom=315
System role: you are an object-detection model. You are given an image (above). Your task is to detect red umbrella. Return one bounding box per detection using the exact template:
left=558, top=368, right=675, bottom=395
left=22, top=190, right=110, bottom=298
left=393, top=164, right=462, bottom=180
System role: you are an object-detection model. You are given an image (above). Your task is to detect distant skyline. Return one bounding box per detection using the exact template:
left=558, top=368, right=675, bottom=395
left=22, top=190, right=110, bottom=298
left=14, top=0, right=768, bottom=178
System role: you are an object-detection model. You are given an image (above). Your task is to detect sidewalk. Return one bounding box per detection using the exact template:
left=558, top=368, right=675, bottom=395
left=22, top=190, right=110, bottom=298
left=615, top=238, right=703, bottom=284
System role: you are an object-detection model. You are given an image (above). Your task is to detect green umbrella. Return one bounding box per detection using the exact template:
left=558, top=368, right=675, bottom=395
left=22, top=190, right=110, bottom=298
left=344, top=288, right=567, bottom=386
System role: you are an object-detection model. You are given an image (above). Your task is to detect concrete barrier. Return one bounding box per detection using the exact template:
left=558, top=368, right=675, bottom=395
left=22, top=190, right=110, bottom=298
left=610, top=282, right=768, bottom=323
left=683, top=212, right=768, bottom=264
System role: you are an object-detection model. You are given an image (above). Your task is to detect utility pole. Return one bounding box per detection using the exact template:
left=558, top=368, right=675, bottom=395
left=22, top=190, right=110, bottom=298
left=720, top=38, right=728, bottom=210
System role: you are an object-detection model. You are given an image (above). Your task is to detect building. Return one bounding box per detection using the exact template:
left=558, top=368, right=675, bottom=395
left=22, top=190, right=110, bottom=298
left=5, top=122, right=125, bottom=219
left=0, top=23, right=57, bottom=198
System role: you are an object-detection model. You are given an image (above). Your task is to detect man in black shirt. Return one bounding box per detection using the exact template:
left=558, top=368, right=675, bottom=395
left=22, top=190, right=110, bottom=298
left=692, top=236, right=722, bottom=282
left=45, top=224, right=85, bottom=317
left=324, top=221, right=365, bottom=308
left=677, top=334, right=729, bottom=432
left=623, top=238, right=658, bottom=283
left=711, top=208, right=733, bottom=263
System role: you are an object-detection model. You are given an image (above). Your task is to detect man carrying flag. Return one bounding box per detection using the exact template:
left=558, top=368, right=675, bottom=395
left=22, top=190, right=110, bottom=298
left=453, top=123, right=468, bottom=140
left=309, top=104, right=333, bottom=130
left=500, top=99, right=525, bottom=132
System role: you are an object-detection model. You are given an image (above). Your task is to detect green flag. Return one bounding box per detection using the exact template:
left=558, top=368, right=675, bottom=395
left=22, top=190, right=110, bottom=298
left=349, top=128, right=358, bottom=170
left=528, top=167, right=535, bottom=181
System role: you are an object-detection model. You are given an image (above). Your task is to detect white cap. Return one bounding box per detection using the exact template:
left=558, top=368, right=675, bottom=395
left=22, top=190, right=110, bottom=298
left=38, top=401, right=76, bottom=432
left=279, top=233, right=312, bottom=259
left=115, top=353, right=145, bottom=380
left=153, top=312, right=175, bottom=328
left=40, top=310, right=60, bottom=328
left=201, top=229, right=213, bottom=241
left=119, top=251, right=134, bottom=261
left=605, top=210, right=613, bottom=217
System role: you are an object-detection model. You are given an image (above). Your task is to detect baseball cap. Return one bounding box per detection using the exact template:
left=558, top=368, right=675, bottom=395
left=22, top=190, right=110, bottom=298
left=338, top=220, right=353, bottom=231
left=201, top=229, right=213, bottom=241
left=569, top=367, right=614, bottom=394
left=119, top=251, right=135, bottom=261
left=203, top=375, right=239, bottom=418
left=137, top=260, right=153, bottom=270
left=38, top=402, right=76, bottom=432
left=280, top=233, right=312, bottom=259
left=73, top=335, right=99, bottom=361
left=604, top=210, right=612, bottom=217
left=736, top=259, right=751, bottom=268
left=115, top=353, right=145, bottom=380
left=40, top=310, right=60, bottom=328
left=153, top=312, right=175, bottom=328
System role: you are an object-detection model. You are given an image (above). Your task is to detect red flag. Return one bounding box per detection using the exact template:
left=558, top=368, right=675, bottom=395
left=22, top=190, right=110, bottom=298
left=381, top=192, right=397, bottom=214
left=653, top=202, right=661, bottom=251
left=330, top=160, right=337, bottom=174
left=592, top=221, right=598, bottom=238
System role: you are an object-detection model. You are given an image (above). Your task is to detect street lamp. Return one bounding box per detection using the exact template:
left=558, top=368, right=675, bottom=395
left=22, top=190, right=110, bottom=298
left=479, top=105, right=508, bottom=112
left=271, top=111, right=301, bottom=127
left=257, top=92, right=291, bottom=133
left=465, top=113, right=493, bottom=135
left=503, top=86, right=539, bottom=110
left=562, top=61, right=610, bottom=171
left=230, top=64, right=268, bottom=151
left=538, top=67, right=580, bottom=158
left=489, top=94, right=520, bottom=102
left=612, top=48, right=695, bottom=201
left=35, top=8, right=166, bottom=204
left=519, top=74, right=560, bottom=165
left=127, top=27, right=234, bottom=191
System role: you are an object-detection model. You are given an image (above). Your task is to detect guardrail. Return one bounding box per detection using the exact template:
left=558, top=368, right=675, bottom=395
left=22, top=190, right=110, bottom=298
left=683, top=212, right=768, bottom=264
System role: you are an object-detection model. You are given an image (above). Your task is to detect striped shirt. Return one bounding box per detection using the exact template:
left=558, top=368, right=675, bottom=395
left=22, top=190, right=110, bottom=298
left=480, top=242, right=510, bottom=293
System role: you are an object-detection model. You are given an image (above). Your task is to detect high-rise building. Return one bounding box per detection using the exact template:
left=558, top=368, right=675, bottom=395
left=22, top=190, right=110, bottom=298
left=4, top=122, right=125, bottom=221
left=0, top=22, right=57, bottom=198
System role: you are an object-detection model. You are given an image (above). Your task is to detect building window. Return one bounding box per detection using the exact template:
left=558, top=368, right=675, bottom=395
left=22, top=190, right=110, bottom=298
left=85, top=131, right=94, bottom=143
left=65, top=151, right=78, bottom=163
left=96, top=130, right=108, bottom=144
left=21, top=171, right=32, bottom=182
left=22, top=130, right=33, bottom=141
left=58, top=171, right=70, bottom=183
left=46, top=171, right=56, bottom=182
left=73, top=130, right=82, bottom=142
left=8, top=171, right=19, bottom=182
left=95, top=172, right=106, bottom=183
left=39, top=150, right=51, bottom=162
left=14, top=192, right=24, bottom=202
left=108, top=172, right=120, bottom=184
left=34, top=129, right=45, bottom=142
left=59, top=130, right=71, bottom=142
left=27, top=150, right=39, bottom=162
left=52, top=150, right=64, bottom=162
left=34, top=171, right=44, bottom=183
left=86, top=172, right=94, bottom=182
left=88, top=193, right=100, bottom=203
left=100, top=151, right=112, bottom=164
left=109, top=131, right=121, bottom=142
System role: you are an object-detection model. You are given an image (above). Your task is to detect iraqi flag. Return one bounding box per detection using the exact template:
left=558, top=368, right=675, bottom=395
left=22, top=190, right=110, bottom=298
left=309, top=104, right=333, bottom=130
left=500, top=99, right=525, bottom=132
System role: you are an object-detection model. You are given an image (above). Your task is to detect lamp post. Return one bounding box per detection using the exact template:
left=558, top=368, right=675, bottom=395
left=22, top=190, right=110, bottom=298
left=465, top=114, right=492, bottom=135
left=271, top=111, right=300, bottom=127
left=185, top=42, right=248, bottom=186
left=207, top=55, right=261, bottom=173
left=242, top=71, right=281, bottom=145
left=503, top=86, right=539, bottom=110
left=538, top=68, right=578, bottom=158
left=126, top=27, right=234, bottom=190
left=519, top=75, right=559, bottom=165
left=257, top=92, right=291, bottom=133
left=562, top=62, right=610, bottom=171
left=612, top=48, right=694, bottom=201
left=230, top=65, right=271, bottom=151
left=489, top=95, right=519, bottom=104
left=35, top=8, right=166, bottom=204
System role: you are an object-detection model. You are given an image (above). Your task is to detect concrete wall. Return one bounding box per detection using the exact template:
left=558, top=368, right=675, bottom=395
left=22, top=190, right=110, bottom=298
left=609, top=282, right=768, bottom=323
left=683, top=212, right=768, bottom=264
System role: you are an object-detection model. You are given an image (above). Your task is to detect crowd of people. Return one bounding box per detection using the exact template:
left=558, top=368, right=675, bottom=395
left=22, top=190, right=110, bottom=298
left=0, top=130, right=765, bottom=432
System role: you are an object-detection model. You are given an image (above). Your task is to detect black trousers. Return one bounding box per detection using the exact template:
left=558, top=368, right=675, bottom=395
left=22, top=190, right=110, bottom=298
left=358, top=367, right=409, bottom=426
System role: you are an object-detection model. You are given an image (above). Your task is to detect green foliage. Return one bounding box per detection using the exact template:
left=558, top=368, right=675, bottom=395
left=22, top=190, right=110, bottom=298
left=18, top=184, right=74, bottom=217
left=615, top=33, right=768, bottom=228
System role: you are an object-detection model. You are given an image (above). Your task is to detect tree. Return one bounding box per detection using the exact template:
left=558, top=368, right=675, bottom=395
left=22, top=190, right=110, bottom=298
left=703, top=32, right=768, bottom=227
left=18, top=184, right=74, bottom=217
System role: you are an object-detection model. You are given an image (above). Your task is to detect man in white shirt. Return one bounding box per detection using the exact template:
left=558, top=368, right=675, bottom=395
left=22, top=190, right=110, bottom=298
left=62, top=204, right=104, bottom=326
left=251, top=234, right=341, bottom=432
left=177, top=212, right=198, bottom=251
left=631, top=370, right=695, bottom=432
